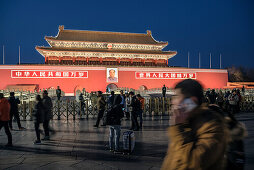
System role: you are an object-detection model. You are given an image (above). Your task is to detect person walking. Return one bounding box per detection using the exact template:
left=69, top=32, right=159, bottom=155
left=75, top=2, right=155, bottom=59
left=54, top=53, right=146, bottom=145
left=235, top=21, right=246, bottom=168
left=8, top=92, right=25, bottom=130
left=124, top=92, right=131, bottom=120
left=0, top=93, right=12, bottom=147
left=137, top=94, right=144, bottom=129
left=94, top=91, right=106, bottom=128
left=33, top=95, right=45, bottom=144
left=42, top=90, right=53, bottom=140
left=129, top=91, right=140, bottom=131
left=79, top=93, right=85, bottom=116
left=161, top=79, right=228, bottom=170
left=106, top=95, right=124, bottom=153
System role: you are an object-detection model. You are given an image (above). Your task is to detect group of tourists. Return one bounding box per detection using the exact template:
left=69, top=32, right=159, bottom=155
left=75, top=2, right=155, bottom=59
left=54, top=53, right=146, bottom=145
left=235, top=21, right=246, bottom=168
left=205, top=88, right=243, bottom=116
left=90, top=90, right=144, bottom=153
left=0, top=90, right=54, bottom=146
left=0, top=80, right=248, bottom=169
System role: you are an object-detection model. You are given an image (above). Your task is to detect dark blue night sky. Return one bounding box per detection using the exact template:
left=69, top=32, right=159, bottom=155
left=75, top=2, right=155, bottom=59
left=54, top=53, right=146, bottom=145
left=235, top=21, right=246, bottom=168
left=1, top=0, right=254, bottom=68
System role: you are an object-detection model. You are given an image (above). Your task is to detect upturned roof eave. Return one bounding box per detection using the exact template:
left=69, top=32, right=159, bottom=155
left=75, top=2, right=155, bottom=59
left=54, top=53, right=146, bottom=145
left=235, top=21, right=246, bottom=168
left=35, top=46, right=177, bottom=56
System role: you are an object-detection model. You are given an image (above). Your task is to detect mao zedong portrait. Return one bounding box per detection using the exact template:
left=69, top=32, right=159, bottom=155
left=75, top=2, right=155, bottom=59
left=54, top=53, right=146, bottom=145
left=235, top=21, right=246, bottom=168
left=107, top=69, right=118, bottom=82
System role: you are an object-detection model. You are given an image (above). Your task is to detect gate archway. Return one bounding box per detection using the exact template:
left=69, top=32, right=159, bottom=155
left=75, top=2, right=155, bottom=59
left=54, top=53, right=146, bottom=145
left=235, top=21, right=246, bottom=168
left=106, top=83, right=118, bottom=92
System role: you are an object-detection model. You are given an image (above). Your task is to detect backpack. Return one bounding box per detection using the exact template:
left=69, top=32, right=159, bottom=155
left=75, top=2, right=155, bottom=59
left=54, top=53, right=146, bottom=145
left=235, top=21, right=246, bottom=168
left=208, top=104, right=246, bottom=170
left=105, top=105, right=124, bottom=125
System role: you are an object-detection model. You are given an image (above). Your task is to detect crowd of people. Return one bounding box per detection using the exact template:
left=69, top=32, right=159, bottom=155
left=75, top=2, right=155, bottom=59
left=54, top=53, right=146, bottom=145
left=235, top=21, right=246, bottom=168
left=205, top=88, right=243, bottom=116
left=0, top=82, right=248, bottom=169
left=87, top=90, right=145, bottom=153
left=0, top=90, right=54, bottom=146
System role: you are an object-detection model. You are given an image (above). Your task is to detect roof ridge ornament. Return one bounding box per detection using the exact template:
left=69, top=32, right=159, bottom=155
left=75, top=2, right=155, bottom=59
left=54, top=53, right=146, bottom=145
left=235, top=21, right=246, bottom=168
left=59, top=25, right=65, bottom=31
left=147, top=30, right=152, bottom=36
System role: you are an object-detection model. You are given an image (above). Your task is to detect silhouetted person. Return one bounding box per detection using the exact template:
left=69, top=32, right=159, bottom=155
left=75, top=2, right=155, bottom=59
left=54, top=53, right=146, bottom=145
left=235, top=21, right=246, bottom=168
left=208, top=89, right=217, bottom=104
left=137, top=94, right=144, bottom=129
left=162, top=85, right=166, bottom=98
left=0, top=93, right=12, bottom=147
left=242, top=86, right=245, bottom=95
left=42, top=90, right=53, bottom=140
left=94, top=91, right=106, bottom=128
left=124, top=92, right=131, bottom=120
left=107, top=91, right=115, bottom=109
left=129, top=91, right=140, bottom=131
left=33, top=95, right=45, bottom=144
left=56, top=86, right=61, bottom=101
left=8, top=92, right=24, bottom=130
left=79, top=93, right=85, bottom=115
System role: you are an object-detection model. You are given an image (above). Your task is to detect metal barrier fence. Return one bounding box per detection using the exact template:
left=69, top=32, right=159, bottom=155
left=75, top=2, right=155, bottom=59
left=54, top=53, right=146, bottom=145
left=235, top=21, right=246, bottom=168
left=18, top=97, right=172, bottom=121
left=17, top=95, right=254, bottom=121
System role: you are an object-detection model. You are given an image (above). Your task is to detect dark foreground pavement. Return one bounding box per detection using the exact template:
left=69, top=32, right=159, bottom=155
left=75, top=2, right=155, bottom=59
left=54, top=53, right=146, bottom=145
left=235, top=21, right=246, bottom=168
left=0, top=113, right=254, bottom=170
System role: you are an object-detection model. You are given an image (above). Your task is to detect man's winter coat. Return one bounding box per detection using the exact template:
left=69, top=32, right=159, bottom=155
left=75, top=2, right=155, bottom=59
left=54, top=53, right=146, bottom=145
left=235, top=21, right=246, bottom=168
left=0, top=98, right=11, bottom=121
left=97, top=95, right=106, bottom=111
left=42, top=96, right=53, bottom=121
left=33, top=101, right=45, bottom=123
left=161, top=105, right=228, bottom=170
left=130, top=96, right=141, bottom=113
left=8, top=96, right=20, bottom=114
left=106, top=95, right=124, bottom=125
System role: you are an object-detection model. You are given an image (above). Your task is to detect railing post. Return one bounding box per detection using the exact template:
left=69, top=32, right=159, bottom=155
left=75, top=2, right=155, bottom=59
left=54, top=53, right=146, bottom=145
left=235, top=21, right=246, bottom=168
left=23, top=101, right=26, bottom=120
left=79, top=101, right=82, bottom=119
left=86, top=99, right=89, bottom=120
left=73, top=101, right=76, bottom=120
left=66, top=100, right=69, bottom=120
left=57, top=100, right=60, bottom=120
left=149, top=98, right=152, bottom=116
left=29, top=101, right=33, bottom=121
left=162, top=97, right=165, bottom=115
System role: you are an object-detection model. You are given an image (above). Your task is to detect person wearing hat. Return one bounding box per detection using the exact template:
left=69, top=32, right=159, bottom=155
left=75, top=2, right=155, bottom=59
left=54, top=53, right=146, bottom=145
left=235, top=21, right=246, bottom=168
left=42, top=90, right=53, bottom=140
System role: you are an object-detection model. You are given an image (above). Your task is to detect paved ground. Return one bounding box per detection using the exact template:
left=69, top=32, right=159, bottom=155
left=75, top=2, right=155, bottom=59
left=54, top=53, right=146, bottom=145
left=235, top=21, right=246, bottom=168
left=0, top=113, right=254, bottom=170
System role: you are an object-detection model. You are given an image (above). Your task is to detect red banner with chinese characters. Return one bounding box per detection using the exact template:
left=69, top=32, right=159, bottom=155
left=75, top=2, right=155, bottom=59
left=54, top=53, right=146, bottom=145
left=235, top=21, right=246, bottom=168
left=11, top=70, right=88, bottom=78
left=135, top=72, right=196, bottom=79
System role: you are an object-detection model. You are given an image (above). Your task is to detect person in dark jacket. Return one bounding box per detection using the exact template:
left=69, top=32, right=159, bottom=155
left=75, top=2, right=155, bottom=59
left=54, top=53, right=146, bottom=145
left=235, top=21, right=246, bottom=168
left=56, top=86, right=61, bottom=101
left=208, top=89, right=217, bottom=104
left=42, top=90, right=53, bottom=140
left=106, top=94, right=124, bottom=152
left=33, top=95, right=45, bottom=144
left=107, top=91, right=115, bottom=109
left=8, top=92, right=24, bottom=130
left=162, top=84, right=166, bottom=98
left=129, top=91, right=140, bottom=131
left=225, top=114, right=247, bottom=170
left=0, top=93, right=12, bottom=147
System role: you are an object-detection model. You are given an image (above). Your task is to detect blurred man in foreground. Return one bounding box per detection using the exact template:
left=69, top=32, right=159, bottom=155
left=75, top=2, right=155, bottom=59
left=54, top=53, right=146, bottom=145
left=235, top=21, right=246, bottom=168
left=161, top=79, right=228, bottom=170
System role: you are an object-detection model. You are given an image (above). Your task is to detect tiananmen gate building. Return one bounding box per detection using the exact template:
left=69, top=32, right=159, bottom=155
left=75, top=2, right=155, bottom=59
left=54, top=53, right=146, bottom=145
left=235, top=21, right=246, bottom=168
left=0, top=26, right=228, bottom=95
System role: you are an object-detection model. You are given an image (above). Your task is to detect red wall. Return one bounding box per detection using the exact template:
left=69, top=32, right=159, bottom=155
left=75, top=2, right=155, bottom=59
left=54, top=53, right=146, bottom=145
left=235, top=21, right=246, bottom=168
left=0, top=65, right=228, bottom=95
